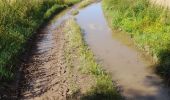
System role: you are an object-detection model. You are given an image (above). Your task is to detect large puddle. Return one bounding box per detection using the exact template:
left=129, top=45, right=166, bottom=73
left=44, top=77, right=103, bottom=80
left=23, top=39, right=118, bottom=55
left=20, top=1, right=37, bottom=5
left=76, top=2, right=170, bottom=100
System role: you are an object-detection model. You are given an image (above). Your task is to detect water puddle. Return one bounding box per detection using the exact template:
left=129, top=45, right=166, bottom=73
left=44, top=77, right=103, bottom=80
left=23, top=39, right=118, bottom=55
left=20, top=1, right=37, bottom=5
left=36, top=7, right=75, bottom=54
left=76, top=2, right=170, bottom=100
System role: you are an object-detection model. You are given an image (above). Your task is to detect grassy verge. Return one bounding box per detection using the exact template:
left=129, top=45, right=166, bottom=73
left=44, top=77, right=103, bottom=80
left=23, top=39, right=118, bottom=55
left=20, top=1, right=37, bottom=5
left=102, top=0, right=170, bottom=82
left=71, top=10, right=79, bottom=15
left=0, top=0, right=80, bottom=80
left=70, top=0, right=97, bottom=17
left=78, top=0, right=96, bottom=8
left=64, top=19, right=121, bottom=100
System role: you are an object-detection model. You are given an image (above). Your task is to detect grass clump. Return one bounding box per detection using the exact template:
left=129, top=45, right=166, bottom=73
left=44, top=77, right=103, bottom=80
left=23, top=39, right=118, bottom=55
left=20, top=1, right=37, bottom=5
left=44, top=4, right=66, bottom=20
left=71, top=10, right=79, bottom=15
left=102, top=0, right=170, bottom=82
left=0, top=0, right=80, bottom=80
left=78, top=0, right=96, bottom=8
left=64, top=19, right=121, bottom=100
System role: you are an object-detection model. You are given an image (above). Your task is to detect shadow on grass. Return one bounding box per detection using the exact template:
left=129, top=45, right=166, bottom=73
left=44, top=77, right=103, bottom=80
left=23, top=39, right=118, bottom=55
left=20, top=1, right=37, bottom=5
left=156, top=48, right=170, bottom=84
left=67, top=84, right=122, bottom=100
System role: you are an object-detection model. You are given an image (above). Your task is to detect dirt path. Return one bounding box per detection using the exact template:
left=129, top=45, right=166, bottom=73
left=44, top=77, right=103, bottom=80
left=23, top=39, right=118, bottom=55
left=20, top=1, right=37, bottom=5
left=18, top=5, right=96, bottom=99
left=76, top=2, right=170, bottom=100
left=17, top=1, right=170, bottom=100
left=19, top=21, right=70, bottom=99
left=18, top=10, right=78, bottom=99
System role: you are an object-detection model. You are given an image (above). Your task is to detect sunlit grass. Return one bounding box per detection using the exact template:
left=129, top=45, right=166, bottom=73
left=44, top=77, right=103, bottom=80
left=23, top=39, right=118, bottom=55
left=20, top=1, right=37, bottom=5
left=78, top=0, right=96, bottom=8
left=71, top=10, right=79, bottom=15
left=64, top=0, right=81, bottom=5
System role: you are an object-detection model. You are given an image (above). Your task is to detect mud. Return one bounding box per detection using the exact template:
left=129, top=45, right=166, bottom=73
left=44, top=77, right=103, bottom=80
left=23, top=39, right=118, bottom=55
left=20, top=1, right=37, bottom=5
left=19, top=22, right=70, bottom=100
left=18, top=3, right=95, bottom=99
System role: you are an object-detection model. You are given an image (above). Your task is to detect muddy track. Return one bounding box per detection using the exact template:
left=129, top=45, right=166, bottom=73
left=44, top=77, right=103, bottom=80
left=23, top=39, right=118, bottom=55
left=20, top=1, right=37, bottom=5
left=16, top=1, right=97, bottom=99
left=18, top=22, right=70, bottom=99
left=8, top=0, right=170, bottom=100
left=18, top=17, right=94, bottom=100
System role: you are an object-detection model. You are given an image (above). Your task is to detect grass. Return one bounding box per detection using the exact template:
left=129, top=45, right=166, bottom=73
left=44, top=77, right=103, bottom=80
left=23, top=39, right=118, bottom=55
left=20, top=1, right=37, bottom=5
left=78, top=0, right=96, bottom=8
left=102, top=0, right=170, bottom=82
left=71, top=10, right=79, bottom=15
left=0, top=0, right=80, bottom=80
left=63, top=0, right=81, bottom=6
left=64, top=19, right=122, bottom=100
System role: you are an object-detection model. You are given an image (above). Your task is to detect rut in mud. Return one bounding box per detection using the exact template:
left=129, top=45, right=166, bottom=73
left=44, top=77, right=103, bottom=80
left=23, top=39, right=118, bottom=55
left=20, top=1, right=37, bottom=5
left=18, top=9, right=95, bottom=99
left=75, top=2, right=170, bottom=100
left=19, top=21, right=69, bottom=99
left=16, top=1, right=95, bottom=99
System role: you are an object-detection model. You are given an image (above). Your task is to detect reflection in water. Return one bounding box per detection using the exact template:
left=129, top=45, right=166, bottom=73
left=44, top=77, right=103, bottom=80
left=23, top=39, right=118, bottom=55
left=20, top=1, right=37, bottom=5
left=76, top=3, right=170, bottom=100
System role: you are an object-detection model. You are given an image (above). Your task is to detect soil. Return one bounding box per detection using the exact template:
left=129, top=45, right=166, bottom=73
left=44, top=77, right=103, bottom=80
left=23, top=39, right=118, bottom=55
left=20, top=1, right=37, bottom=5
left=18, top=18, right=94, bottom=99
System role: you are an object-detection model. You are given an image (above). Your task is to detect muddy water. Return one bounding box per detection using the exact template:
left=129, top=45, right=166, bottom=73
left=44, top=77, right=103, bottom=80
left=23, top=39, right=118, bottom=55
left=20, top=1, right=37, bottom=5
left=36, top=6, right=77, bottom=54
left=76, top=3, right=170, bottom=100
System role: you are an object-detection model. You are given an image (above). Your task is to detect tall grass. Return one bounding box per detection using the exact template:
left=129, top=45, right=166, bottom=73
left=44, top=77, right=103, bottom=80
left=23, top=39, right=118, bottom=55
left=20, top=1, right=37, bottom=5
left=102, top=0, right=170, bottom=81
left=0, top=0, right=79, bottom=80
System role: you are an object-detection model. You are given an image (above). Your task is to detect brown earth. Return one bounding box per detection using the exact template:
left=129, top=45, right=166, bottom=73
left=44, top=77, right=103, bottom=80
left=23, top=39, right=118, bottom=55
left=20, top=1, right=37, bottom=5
left=18, top=18, right=94, bottom=99
left=19, top=23, right=68, bottom=99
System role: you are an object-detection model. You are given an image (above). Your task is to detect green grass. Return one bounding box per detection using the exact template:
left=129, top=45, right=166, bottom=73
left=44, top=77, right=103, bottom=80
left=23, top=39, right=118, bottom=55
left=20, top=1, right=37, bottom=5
left=78, top=0, right=96, bottom=8
left=44, top=4, right=66, bottom=20
left=0, top=0, right=80, bottom=80
left=71, top=10, right=79, bottom=15
left=64, top=19, right=122, bottom=100
left=63, top=0, right=81, bottom=6
left=102, top=0, right=170, bottom=82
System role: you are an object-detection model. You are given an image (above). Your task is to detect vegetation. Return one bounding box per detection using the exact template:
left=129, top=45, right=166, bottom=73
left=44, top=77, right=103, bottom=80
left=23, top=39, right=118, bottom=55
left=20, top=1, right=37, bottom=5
left=64, top=19, right=121, bottom=100
left=71, top=10, right=79, bottom=15
left=0, top=0, right=80, bottom=80
left=78, top=0, right=96, bottom=8
left=102, top=0, right=170, bottom=82
left=62, top=0, right=81, bottom=6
